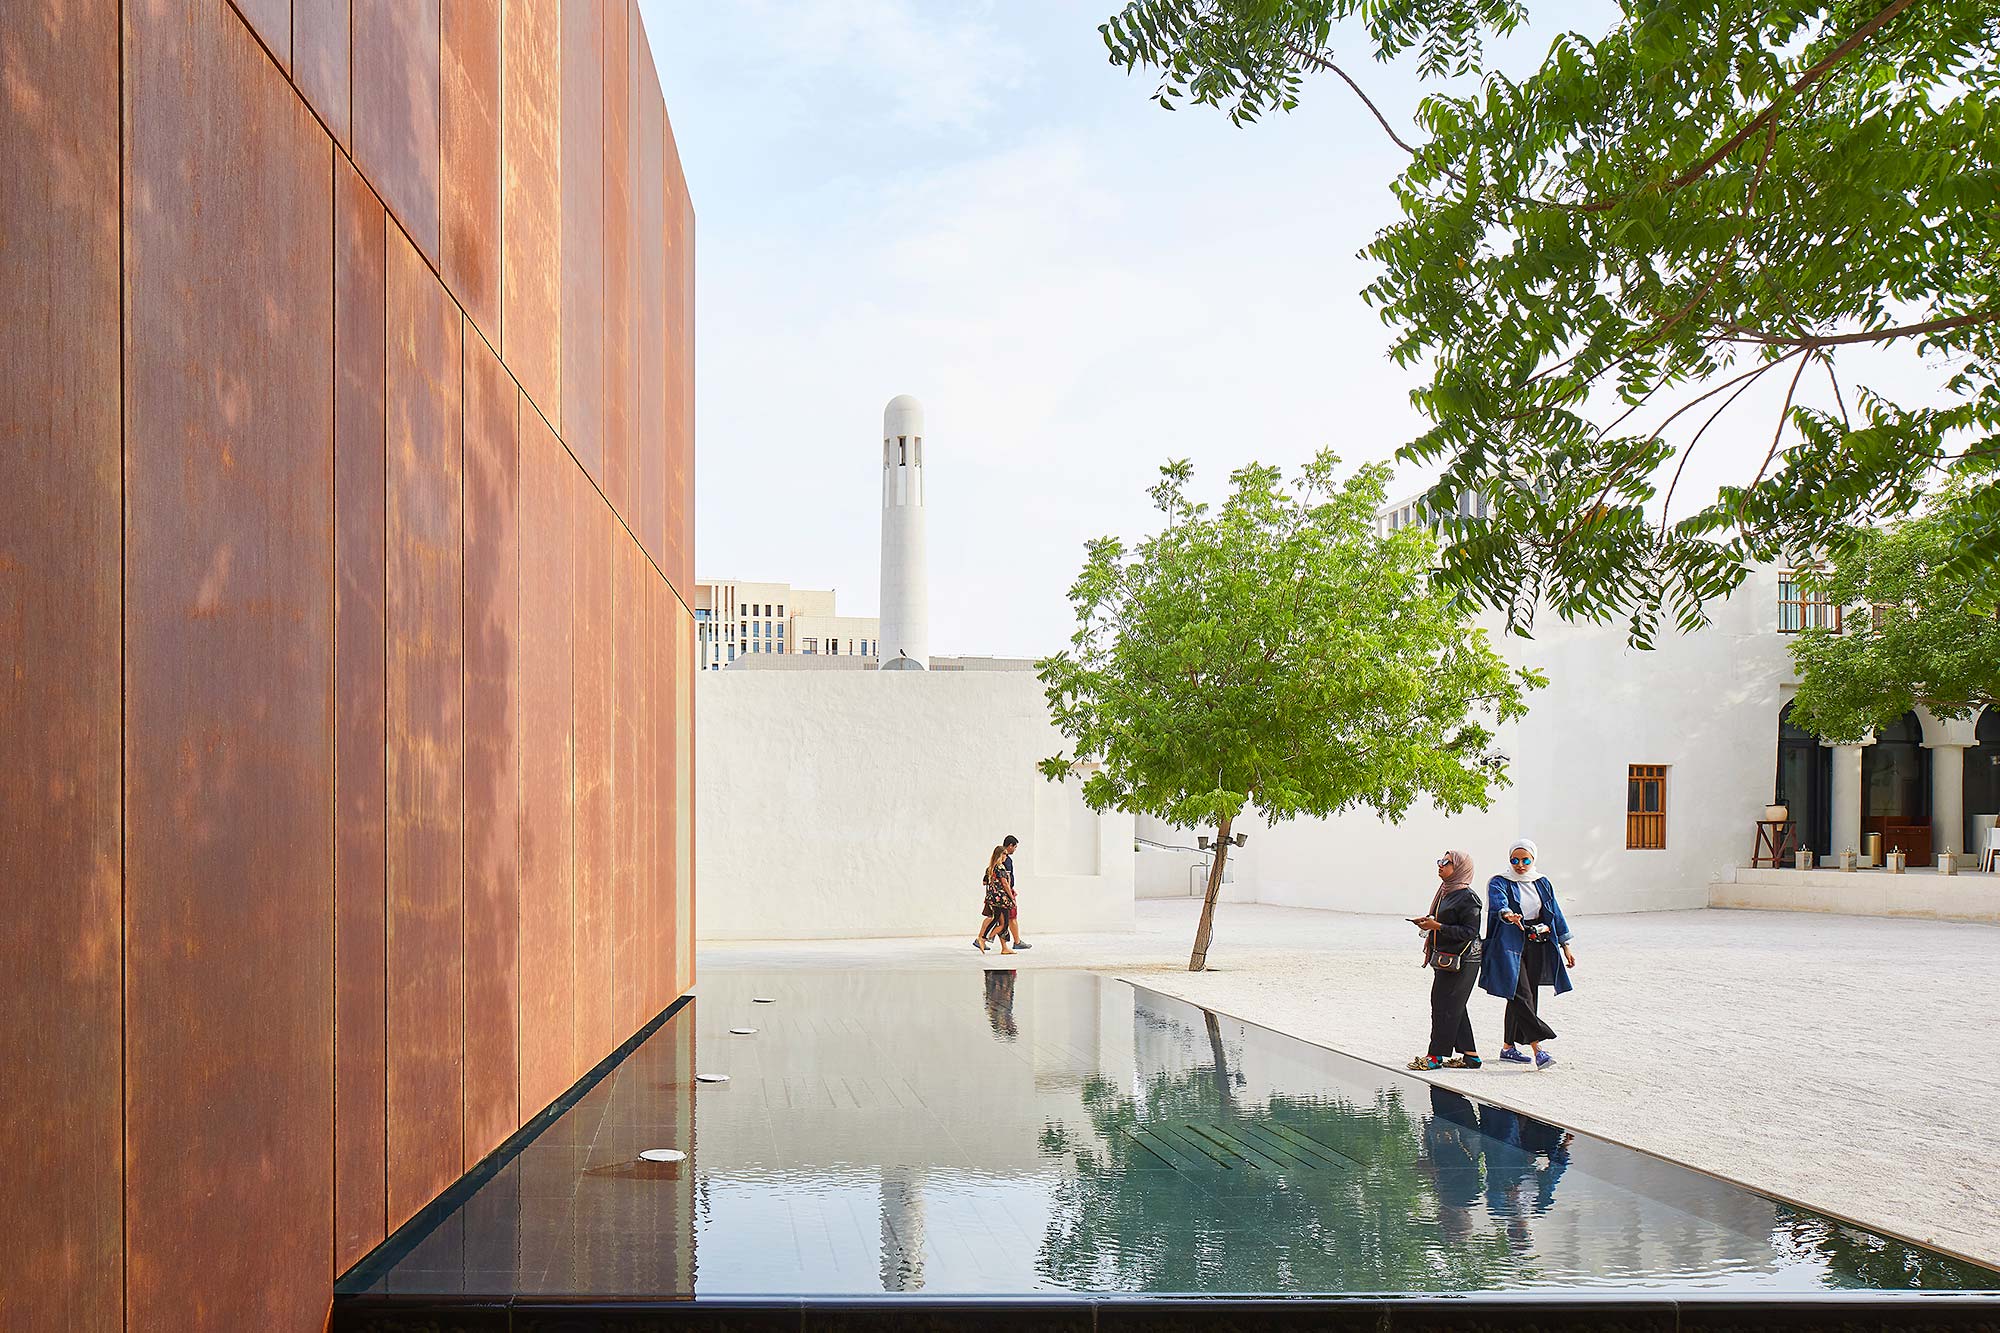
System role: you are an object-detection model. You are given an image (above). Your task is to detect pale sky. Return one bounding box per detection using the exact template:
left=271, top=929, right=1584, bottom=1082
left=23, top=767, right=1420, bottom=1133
left=641, top=0, right=1922, bottom=660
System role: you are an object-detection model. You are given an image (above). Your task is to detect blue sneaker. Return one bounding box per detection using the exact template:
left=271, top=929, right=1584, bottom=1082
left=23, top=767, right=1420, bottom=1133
left=1535, top=1050, right=1556, bottom=1070
left=1499, top=1047, right=1531, bottom=1064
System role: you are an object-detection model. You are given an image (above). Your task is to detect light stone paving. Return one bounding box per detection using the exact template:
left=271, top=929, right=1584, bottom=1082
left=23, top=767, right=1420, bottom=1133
left=701, top=899, right=2000, bottom=1270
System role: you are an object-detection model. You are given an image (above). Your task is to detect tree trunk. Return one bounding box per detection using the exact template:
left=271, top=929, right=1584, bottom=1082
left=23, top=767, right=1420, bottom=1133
left=1187, top=814, right=1232, bottom=972
left=1202, top=1009, right=1235, bottom=1110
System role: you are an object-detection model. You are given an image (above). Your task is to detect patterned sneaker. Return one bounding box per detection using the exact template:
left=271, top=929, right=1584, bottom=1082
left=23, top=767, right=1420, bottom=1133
left=1535, top=1050, right=1556, bottom=1070
left=1499, top=1047, right=1532, bottom=1064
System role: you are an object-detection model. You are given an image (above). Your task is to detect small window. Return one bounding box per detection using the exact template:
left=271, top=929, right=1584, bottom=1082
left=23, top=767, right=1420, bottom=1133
left=899, top=438, right=907, bottom=465
left=1778, top=572, right=1840, bottom=633
left=777, top=604, right=784, bottom=617
left=1626, top=765, right=1667, bottom=850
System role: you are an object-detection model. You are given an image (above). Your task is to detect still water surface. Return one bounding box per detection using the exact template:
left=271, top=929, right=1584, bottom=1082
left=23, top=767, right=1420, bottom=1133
left=338, top=970, right=2000, bottom=1297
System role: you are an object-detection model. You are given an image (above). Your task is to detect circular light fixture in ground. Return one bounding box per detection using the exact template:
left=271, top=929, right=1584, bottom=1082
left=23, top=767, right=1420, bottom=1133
left=695, top=1073, right=730, bottom=1083
left=729, top=1027, right=757, bottom=1035
left=638, top=1148, right=686, bottom=1164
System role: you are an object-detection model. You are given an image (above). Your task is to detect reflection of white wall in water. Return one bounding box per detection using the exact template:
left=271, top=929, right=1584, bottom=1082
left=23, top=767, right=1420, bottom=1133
left=691, top=973, right=1136, bottom=1179
left=1521, top=1138, right=1784, bottom=1285
left=696, top=672, right=1134, bottom=939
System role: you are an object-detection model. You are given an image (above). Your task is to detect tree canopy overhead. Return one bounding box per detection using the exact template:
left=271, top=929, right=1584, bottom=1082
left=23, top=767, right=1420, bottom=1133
left=1101, top=0, right=2000, bottom=645
left=1038, top=452, right=1540, bottom=969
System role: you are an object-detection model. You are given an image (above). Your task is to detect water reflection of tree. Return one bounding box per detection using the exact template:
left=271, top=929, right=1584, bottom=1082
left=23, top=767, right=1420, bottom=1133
left=1775, top=1208, right=2000, bottom=1291
left=1036, top=1058, right=1517, bottom=1293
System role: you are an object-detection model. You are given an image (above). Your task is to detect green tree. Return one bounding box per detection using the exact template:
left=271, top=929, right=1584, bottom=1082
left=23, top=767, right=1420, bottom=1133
left=1036, top=453, right=1541, bottom=971
left=1099, top=0, right=2000, bottom=646
left=1785, top=504, right=2000, bottom=742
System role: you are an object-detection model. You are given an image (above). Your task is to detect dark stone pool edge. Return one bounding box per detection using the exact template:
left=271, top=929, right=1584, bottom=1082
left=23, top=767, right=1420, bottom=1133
left=331, top=1291, right=2000, bottom=1332
left=336, top=995, right=695, bottom=1297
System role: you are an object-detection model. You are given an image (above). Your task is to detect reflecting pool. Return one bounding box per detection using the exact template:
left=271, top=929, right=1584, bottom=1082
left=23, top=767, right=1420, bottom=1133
left=336, top=969, right=2000, bottom=1300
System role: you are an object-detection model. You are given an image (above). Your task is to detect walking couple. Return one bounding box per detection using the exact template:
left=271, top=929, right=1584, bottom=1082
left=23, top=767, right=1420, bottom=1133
left=974, top=835, right=1031, bottom=954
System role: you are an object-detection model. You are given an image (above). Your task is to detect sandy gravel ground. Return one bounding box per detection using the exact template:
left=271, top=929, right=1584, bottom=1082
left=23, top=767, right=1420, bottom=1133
left=702, top=899, right=2000, bottom=1269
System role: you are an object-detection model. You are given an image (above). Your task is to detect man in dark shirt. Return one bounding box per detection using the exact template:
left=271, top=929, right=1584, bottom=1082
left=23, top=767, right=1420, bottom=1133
left=1001, top=835, right=1030, bottom=950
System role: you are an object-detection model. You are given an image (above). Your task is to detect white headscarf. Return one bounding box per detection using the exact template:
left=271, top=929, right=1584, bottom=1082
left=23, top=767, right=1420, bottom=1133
left=1507, top=838, right=1540, bottom=888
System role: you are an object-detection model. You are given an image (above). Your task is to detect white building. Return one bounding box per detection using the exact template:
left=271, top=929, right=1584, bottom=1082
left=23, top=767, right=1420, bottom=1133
left=694, top=578, right=879, bottom=670
left=694, top=488, right=2000, bottom=943
left=1141, top=493, right=2000, bottom=914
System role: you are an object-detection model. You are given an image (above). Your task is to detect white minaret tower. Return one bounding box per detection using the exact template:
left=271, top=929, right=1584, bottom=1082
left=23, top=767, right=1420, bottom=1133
left=878, top=394, right=929, bottom=671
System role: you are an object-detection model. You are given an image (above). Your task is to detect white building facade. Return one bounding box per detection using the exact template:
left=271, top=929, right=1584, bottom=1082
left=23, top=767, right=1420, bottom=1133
left=1142, top=494, right=2000, bottom=913
left=694, top=578, right=880, bottom=670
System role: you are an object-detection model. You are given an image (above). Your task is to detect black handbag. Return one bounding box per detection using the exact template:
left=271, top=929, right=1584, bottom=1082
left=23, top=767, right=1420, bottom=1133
left=1431, top=937, right=1480, bottom=971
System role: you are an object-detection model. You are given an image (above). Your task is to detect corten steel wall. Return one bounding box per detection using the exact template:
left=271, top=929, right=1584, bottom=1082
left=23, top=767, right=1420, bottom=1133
left=0, top=0, right=696, bottom=1327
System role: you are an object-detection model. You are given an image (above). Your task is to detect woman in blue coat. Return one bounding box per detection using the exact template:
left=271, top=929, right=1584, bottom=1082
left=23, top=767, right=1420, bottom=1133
left=1478, top=838, right=1578, bottom=1069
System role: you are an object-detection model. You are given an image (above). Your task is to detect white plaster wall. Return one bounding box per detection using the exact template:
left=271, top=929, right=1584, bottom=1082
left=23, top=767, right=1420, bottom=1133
left=1135, top=569, right=1798, bottom=917
left=697, top=671, right=1134, bottom=939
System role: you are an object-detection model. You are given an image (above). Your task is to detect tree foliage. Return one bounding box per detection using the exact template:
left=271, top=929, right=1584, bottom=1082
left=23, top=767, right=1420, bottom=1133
left=1037, top=453, right=1540, bottom=967
left=1785, top=502, right=2000, bottom=742
left=1101, top=0, right=2000, bottom=646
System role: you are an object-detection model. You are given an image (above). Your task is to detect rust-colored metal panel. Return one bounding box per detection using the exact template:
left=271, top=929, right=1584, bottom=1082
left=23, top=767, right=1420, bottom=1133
left=600, top=1, right=632, bottom=526
left=502, top=0, right=562, bottom=429
left=353, top=0, right=441, bottom=267
left=463, top=323, right=521, bottom=1165
left=637, top=554, right=657, bottom=1027
left=612, top=538, right=643, bottom=1035
left=385, top=225, right=465, bottom=1228
left=442, top=0, right=501, bottom=343
left=573, top=479, right=616, bottom=1072
left=631, top=8, right=666, bottom=567
left=677, top=597, right=696, bottom=995
left=664, top=127, right=696, bottom=603
left=0, top=0, right=122, bottom=1324
left=559, top=0, right=605, bottom=488
left=517, top=403, right=574, bottom=1117
left=648, top=580, right=673, bottom=1016
left=228, top=0, right=291, bottom=71
left=294, top=0, right=351, bottom=147
left=123, top=1, right=333, bottom=1324
left=333, top=151, right=390, bottom=1274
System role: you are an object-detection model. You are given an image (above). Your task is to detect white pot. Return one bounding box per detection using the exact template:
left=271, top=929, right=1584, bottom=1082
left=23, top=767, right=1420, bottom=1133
left=1764, top=804, right=1790, bottom=822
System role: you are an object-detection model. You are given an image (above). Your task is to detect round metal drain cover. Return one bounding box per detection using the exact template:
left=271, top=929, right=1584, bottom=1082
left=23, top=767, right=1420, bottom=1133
left=638, top=1148, right=685, bottom=1164
left=729, top=1026, right=757, bottom=1035
left=695, top=1073, right=730, bottom=1084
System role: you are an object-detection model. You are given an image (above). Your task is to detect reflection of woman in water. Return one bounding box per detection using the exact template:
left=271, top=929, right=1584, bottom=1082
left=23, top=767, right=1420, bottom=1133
left=1477, top=1102, right=1574, bottom=1248
left=1419, top=1087, right=1484, bottom=1244
left=982, top=967, right=1019, bottom=1041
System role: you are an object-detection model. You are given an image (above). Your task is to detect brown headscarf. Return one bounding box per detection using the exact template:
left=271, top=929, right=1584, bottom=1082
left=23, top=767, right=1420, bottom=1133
left=1422, top=850, right=1476, bottom=965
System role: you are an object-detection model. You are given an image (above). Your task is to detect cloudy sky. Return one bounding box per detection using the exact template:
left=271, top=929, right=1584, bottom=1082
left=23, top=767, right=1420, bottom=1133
left=640, top=0, right=1903, bottom=660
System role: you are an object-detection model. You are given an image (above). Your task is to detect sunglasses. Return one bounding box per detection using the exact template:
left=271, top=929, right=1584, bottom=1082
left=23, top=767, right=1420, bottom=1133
left=1509, top=855, right=1533, bottom=865
left=1436, top=855, right=1453, bottom=868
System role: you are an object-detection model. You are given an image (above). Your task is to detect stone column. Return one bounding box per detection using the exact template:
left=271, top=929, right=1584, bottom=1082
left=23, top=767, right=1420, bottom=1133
left=1923, top=712, right=1980, bottom=868
left=1930, top=743, right=1968, bottom=866
left=1828, top=741, right=1868, bottom=864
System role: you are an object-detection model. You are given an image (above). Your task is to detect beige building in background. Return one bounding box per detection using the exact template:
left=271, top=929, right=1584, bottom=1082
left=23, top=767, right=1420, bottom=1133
left=695, top=577, right=880, bottom=670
